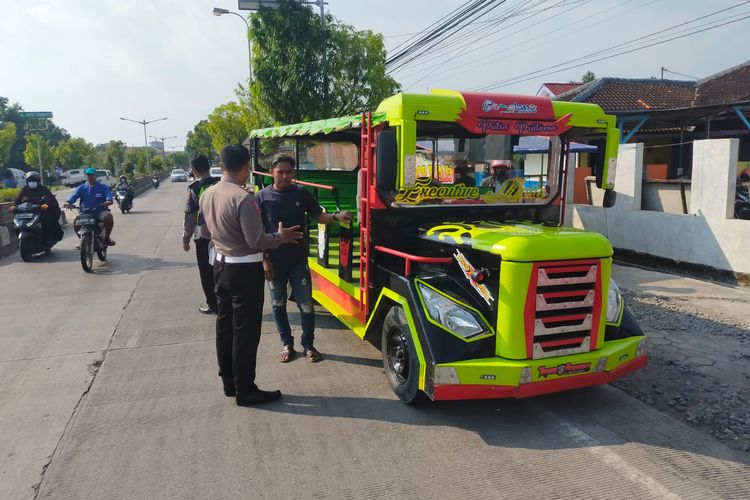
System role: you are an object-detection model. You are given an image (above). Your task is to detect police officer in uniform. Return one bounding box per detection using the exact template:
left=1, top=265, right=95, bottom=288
left=200, top=145, right=303, bottom=406
left=183, top=155, right=220, bottom=314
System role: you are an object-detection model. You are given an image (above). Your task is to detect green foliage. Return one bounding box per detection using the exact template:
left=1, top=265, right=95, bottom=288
left=186, top=120, right=214, bottom=160
left=248, top=0, right=400, bottom=124
left=170, top=151, right=189, bottom=169
left=0, top=122, right=17, bottom=167
left=150, top=155, right=164, bottom=171
left=581, top=70, right=596, bottom=84
left=125, top=147, right=149, bottom=174
left=54, top=137, right=92, bottom=170
left=205, top=102, right=251, bottom=153
left=105, top=140, right=127, bottom=174
left=24, top=134, right=54, bottom=172
left=0, top=187, right=20, bottom=202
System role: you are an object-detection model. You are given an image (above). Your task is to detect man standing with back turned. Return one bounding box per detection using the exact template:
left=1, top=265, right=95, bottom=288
left=200, top=145, right=303, bottom=406
left=183, top=155, right=220, bottom=314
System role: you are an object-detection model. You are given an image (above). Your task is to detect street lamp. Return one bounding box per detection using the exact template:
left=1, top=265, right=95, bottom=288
left=213, top=7, right=252, bottom=83
left=120, top=116, right=168, bottom=172
left=150, top=135, right=178, bottom=171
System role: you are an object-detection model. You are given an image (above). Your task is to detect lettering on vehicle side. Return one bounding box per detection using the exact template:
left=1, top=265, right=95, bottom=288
left=480, top=374, right=496, bottom=380
left=481, top=100, right=538, bottom=114
left=537, top=362, right=591, bottom=378
left=394, top=176, right=479, bottom=204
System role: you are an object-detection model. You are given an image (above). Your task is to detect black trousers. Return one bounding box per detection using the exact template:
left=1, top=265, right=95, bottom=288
left=195, top=238, right=217, bottom=310
left=214, top=261, right=265, bottom=394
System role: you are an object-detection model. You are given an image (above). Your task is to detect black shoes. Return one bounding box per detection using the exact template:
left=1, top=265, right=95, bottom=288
left=236, top=389, right=282, bottom=406
left=223, top=384, right=237, bottom=397
left=198, top=305, right=217, bottom=314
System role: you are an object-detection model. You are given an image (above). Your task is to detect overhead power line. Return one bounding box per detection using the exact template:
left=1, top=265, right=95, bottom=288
left=474, top=2, right=750, bottom=91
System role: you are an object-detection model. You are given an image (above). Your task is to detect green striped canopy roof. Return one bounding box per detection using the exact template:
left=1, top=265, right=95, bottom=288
left=248, top=111, right=386, bottom=139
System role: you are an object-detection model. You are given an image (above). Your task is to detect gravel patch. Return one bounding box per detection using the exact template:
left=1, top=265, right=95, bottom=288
left=613, top=290, right=750, bottom=453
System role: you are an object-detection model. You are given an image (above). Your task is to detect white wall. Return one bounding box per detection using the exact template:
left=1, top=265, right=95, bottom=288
left=567, top=139, right=750, bottom=275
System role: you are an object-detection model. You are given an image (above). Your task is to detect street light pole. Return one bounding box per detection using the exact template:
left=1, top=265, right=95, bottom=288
left=213, top=8, right=252, bottom=84
left=120, top=116, right=167, bottom=172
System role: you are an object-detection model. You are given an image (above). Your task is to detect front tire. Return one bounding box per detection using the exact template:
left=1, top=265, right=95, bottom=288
left=382, top=306, right=425, bottom=404
left=80, top=234, right=93, bottom=272
left=19, top=235, right=33, bottom=262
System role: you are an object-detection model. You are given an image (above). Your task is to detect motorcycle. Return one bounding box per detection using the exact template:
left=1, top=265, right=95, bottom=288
left=152, top=177, right=159, bottom=189
left=70, top=204, right=108, bottom=273
left=735, top=185, right=750, bottom=220
left=115, top=189, right=133, bottom=214
left=12, top=202, right=57, bottom=261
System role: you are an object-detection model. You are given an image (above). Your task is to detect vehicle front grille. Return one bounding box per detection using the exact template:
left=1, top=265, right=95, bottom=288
left=524, top=259, right=602, bottom=359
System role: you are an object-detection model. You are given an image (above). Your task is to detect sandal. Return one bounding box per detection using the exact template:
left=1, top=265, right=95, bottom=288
left=304, top=347, right=322, bottom=363
left=277, top=345, right=295, bottom=363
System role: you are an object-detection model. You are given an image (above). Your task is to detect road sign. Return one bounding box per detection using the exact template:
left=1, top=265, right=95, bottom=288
left=19, top=111, right=53, bottom=119
left=238, top=0, right=281, bottom=10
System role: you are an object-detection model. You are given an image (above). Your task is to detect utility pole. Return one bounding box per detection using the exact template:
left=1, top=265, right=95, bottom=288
left=120, top=116, right=168, bottom=172
left=150, top=135, right=177, bottom=171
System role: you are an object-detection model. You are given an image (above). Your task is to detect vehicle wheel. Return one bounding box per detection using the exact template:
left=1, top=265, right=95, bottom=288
left=19, top=235, right=33, bottom=262
left=80, top=234, right=94, bottom=272
left=97, top=239, right=107, bottom=261
left=382, top=306, right=426, bottom=404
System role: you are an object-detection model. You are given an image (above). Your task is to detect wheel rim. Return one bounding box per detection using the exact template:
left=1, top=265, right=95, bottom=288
left=82, top=236, right=93, bottom=269
left=386, top=328, right=409, bottom=384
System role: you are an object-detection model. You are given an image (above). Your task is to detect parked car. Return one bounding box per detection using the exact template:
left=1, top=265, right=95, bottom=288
left=210, top=167, right=222, bottom=178
left=96, top=170, right=115, bottom=186
left=2, top=168, right=27, bottom=188
left=62, top=169, right=86, bottom=187
left=170, top=168, right=188, bottom=182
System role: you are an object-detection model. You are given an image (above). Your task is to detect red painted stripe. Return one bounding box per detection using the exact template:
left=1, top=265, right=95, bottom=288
left=541, top=290, right=590, bottom=299
left=543, top=265, right=593, bottom=275
left=538, top=259, right=599, bottom=267
left=540, top=312, right=588, bottom=323
left=310, top=269, right=366, bottom=323
left=537, top=336, right=586, bottom=348
left=433, top=355, right=647, bottom=400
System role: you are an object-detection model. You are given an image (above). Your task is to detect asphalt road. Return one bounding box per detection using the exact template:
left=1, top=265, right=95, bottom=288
left=1, top=181, right=748, bottom=499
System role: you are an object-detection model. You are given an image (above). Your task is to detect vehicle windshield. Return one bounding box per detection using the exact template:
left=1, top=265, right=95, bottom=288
left=210, top=167, right=222, bottom=177
left=397, top=132, right=564, bottom=207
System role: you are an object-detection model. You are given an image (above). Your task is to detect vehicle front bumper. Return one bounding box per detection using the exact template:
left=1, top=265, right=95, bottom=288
left=432, top=337, right=646, bottom=400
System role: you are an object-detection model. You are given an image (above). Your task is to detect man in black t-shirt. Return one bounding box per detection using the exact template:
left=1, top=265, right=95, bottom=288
left=257, top=154, right=352, bottom=363
left=183, top=155, right=221, bottom=314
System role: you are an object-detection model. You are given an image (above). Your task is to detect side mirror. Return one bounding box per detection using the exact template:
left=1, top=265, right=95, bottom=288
left=591, top=138, right=607, bottom=188
left=376, top=129, right=397, bottom=191
left=603, top=189, right=616, bottom=208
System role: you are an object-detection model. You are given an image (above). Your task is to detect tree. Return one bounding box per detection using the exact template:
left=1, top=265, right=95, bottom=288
left=170, top=150, right=189, bottom=169
left=24, top=134, right=54, bottom=172
left=205, top=102, right=251, bottom=153
left=581, top=70, right=596, bottom=84
left=0, top=122, right=17, bottom=167
left=54, top=137, right=93, bottom=170
left=186, top=120, right=214, bottom=160
left=105, top=140, right=127, bottom=174
left=249, top=0, right=400, bottom=125
left=150, top=155, right=164, bottom=171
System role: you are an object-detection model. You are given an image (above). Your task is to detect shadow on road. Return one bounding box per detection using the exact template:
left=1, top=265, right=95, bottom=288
left=250, top=389, right=750, bottom=466
left=85, top=253, right=195, bottom=275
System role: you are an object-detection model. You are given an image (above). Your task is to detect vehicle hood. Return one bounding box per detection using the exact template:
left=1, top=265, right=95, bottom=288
left=418, top=220, right=612, bottom=262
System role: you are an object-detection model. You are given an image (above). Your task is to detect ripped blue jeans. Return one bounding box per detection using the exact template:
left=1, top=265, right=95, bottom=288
left=268, top=261, right=315, bottom=350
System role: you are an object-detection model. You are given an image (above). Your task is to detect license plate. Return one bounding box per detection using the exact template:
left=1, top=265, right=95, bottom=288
left=15, top=213, right=34, bottom=219
left=79, top=215, right=96, bottom=225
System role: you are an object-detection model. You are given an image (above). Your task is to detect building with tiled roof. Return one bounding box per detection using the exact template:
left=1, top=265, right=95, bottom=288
left=554, top=60, right=750, bottom=178
left=536, top=82, right=582, bottom=99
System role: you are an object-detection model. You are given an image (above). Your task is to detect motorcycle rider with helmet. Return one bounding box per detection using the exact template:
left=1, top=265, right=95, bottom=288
left=10, top=171, right=64, bottom=242
left=114, top=175, right=135, bottom=208
left=64, top=167, right=115, bottom=245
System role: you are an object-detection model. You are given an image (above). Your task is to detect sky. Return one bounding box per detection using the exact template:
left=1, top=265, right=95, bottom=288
left=1, top=0, right=748, bottom=150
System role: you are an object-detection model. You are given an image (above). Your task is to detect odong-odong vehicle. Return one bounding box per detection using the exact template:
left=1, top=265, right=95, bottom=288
left=250, top=89, right=646, bottom=404
left=13, top=202, right=57, bottom=261
left=115, top=188, right=133, bottom=214
left=170, top=168, right=188, bottom=182
left=70, top=204, right=108, bottom=272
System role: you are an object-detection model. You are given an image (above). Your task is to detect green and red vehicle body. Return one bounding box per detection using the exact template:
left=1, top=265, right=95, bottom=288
left=250, top=89, right=646, bottom=403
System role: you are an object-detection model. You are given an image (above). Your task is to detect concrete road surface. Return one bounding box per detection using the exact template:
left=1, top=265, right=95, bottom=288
left=0, top=181, right=748, bottom=499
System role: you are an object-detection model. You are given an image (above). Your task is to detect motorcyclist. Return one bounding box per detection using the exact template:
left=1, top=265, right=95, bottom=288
left=63, top=167, right=115, bottom=245
left=481, top=160, right=512, bottom=192
left=151, top=173, right=159, bottom=187
left=114, top=175, right=135, bottom=206
left=10, top=171, right=64, bottom=241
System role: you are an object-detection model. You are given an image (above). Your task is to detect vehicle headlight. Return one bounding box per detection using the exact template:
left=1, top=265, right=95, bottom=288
left=417, top=282, right=487, bottom=339
left=606, top=278, right=622, bottom=323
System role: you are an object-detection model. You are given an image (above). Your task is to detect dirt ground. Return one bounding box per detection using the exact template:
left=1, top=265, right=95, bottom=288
left=611, top=266, right=750, bottom=454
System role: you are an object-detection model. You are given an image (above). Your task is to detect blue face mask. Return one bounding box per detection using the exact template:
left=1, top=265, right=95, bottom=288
left=27, top=181, right=39, bottom=189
